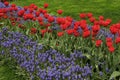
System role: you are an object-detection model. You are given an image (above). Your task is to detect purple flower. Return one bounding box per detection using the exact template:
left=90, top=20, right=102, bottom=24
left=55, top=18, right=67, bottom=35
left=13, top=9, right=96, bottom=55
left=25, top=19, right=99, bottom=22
left=99, top=71, right=103, bottom=76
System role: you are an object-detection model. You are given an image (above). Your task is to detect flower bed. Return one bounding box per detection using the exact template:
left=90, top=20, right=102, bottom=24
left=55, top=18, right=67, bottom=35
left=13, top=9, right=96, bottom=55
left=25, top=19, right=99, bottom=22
left=0, top=1, right=120, bottom=80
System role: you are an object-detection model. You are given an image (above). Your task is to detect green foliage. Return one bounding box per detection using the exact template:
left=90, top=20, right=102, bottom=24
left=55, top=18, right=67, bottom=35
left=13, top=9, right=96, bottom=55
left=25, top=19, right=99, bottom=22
left=0, top=56, right=30, bottom=80
left=110, top=71, right=120, bottom=80
left=11, top=0, right=120, bottom=23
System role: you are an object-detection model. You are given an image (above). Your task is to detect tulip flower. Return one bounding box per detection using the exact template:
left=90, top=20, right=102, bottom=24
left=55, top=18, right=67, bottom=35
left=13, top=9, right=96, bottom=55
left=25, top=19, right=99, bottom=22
left=30, top=28, right=37, bottom=34
left=57, top=9, right=63, bottom=15
left=115, top=37, right=120, bottom=44
left=99, top=16, right=104, bottom=20
left=108, top=46, right=115, bottom=53
left=95, top=40, right=102, bottom=47
left=57, top=32, right=64, bottom=37
left=44, top=3, right=49, bottom=8
left=82, top=30, right=90, bottom=38
left=87, top=13, right=93, bottom=18
left=4, top=1, right=9, bottom=6
left=79, top=13, right=86, bottom=18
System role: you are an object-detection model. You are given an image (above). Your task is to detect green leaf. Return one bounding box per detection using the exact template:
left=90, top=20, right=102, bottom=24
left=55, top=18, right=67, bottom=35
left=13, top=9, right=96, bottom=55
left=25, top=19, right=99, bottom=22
left=109, top=71, right=120, bottom=80
left=26, top=29, right=29, bottom=35
left=83, top=54, right=91, bottom=59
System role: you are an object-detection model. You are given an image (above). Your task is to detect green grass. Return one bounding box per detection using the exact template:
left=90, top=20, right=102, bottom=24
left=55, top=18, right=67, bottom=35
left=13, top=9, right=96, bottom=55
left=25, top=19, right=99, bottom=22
left=0, top=57, right=17, bottom=80
left=0, top=56, right=28, bottom=80
left=0, top=65, right=16, bottom=80
left=11, top=0, right=120, bottom=23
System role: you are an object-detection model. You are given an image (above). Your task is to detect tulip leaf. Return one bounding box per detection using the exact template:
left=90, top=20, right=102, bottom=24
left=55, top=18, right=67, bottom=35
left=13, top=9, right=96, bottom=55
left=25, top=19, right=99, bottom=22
left=26, top=29, right=29, bottom=35
left=83, top=54, right=91, bottom=59
left=109, top=71, right=120, bottom=80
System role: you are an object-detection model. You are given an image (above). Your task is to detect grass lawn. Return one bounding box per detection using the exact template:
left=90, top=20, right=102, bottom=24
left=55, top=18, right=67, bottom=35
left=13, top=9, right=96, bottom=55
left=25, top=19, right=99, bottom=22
left=0, top=57, right=28, bottom=80
left=0, top=58, right=17, bottom=80
left=0, top=65, right=16, bottom=80
left=11, top=0, right=120, bottom=23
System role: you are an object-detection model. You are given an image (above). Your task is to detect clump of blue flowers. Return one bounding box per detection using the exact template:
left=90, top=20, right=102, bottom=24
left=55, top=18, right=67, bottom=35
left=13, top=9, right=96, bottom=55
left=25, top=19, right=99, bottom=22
left=0, top=27, right=92, bottom=80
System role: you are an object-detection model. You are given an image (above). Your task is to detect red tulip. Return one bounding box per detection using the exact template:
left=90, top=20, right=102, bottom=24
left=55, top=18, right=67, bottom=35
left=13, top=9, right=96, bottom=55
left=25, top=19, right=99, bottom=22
left=65, top=21, right=71, bottom=27
left=87, top=13, right=93, bottom=18
left=89, top=17, right=96, bottom=23
left=0, top=13, right=4, bottom=17
left=23, top=15, right=27, bottom=20
left=66, top=29, right=74, bottom=35
left=4, top=1, right=9, bottom=6
left=45, top=23, right=51, bottom=28
left=99, top=16, right=104, bottom=20
left=18, top=10, right=25, bottom=17
left=82, top=30, right=90, bottom=38
left=18, top=24, right=22, bottom=28
left=60, top=24, right=67, bottom=30
left=29, top=3, right=35, bottom=8
left=48, top=29, right=52, bottom=33
left=80, top=23, right=87, bottom=30
left=39, top=22, right=44, bottom=26
left=9, top=7, right=14, bottom=12
left=48, top=16, right=54, bottom=23
left=94, top=21, right=99, bottom=25
left=108, top=46, right=115, bottom=53
left=74, top=21, right=80, bottom=26
left=96, top=40, right=102, bottom=47
left=80, top=20, right=87, bottom=24
left=11, top=4, right=16, bottom=7
left=44, top=3, right=49, bottom=8
left=39, top=8, right=43, bottom=13
left=73, top=31, right=80, bottom=37
left=44, top=13, right=49, bottom=19
left=37, top=16, right=43, bottom=22
left=106, top=37, right=112, bottom=42
left=57, top=9, right=63, bottom=15
left=34, top=5, right=38, bottom=10
left=18, top=24, right=26, bottom=29
left=42, top=10, right=47, bottom=14
left=106, top=42, right=113, bottom=47
left=92, top=31, right=98, bottom=37
left=40, top=29, right=47, bottom=35
left=11, top=21, right=16, bottom=26
left=92, top=25, right=100, bottom=32
left=66, top=16, right=73, bottom=22
left=14, top=7, right=18, bottom=11
left=35, top=11, right=40, bottom=17
left=56, top=17, right=65, bottom=25
left=74, top=25, right=79, bottom=30
left=27, top=13, right=34, bottom=20
left=102, top=21, right=109, bottom=27
left=99, top=20, right=104, bottom=26
left=29, top=8, right=34, bottom=13
left=115, top=37, right=120, bottom=44
left=79, top=13, right=86, bottom=18
left=10, top=17, right=15, bottom=21
left=30, top=28, right=37, bottom=34
left=105, top=19, right=112, bottom=25
left=110, top=26, right=118, bottom=35
left=116, top=23, right=120, bottom=29
left=24, top=6, right=28, bottom=11
left=32, top=17, right=36, bottom=21
left=3, top=15, right=8, bottom=19
left=57, top=32, right=64, bottom=37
